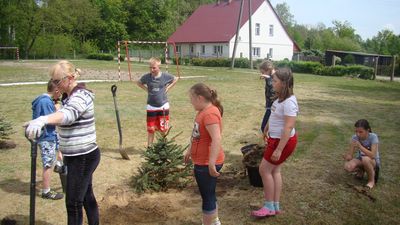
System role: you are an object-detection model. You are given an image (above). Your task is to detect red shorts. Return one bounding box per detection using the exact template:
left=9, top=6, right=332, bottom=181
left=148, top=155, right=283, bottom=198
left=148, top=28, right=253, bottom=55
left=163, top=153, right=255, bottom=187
left=264, top=134, right=297, bottom=165
left=146, top=109, right=170, bottom=133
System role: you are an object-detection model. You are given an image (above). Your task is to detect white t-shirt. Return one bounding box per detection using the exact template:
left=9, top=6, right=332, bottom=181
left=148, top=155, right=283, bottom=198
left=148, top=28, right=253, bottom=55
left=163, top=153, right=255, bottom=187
left=268, top=95, right=299, bottom=138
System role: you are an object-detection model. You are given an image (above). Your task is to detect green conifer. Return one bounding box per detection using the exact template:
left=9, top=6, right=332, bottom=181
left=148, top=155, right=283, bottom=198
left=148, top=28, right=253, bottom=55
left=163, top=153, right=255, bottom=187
left=132, top=128, right=192, bottom=193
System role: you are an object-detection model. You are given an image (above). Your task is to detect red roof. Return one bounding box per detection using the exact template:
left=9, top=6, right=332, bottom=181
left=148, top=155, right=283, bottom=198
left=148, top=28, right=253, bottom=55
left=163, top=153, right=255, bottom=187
left=168, top=0, right=265, bottom=43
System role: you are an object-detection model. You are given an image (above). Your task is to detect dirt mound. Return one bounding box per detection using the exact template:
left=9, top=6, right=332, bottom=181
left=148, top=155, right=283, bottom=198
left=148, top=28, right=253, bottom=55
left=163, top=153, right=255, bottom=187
left=99, top=185, right=199, bottom=225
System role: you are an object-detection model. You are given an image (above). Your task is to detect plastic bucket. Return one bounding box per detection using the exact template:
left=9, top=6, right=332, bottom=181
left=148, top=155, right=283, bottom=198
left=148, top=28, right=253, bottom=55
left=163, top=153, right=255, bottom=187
left=247, top=166, right=263, bottom=187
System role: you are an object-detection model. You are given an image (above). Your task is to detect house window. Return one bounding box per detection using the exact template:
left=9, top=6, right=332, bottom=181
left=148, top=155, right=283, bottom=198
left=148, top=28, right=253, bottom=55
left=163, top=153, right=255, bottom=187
left=176, top=45, right=181, bottom=54
left=252, top=47, right=260, bottom=57
left=255, top=23, right=260, bottom=36
left=268, top=48, right=273, bottom=58
left=269, top=24, right=274, bottom=36
left=190, top=45, right=194, bottom=54
left=201, top=45, right=205, bottom=54
left=213, top=45, right=223, bottom=56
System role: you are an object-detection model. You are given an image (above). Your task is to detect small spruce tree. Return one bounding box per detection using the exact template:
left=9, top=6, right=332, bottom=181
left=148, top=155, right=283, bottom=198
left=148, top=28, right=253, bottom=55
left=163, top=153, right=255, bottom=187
left=0, top=115, right=14, bottom=141
left=132, top=128, right=192, bottom=193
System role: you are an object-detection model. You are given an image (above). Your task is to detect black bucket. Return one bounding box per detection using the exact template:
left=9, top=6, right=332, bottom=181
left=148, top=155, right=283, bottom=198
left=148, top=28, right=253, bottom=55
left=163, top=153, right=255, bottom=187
left=240, top=144, right=258, bottom=155
left=247, top=166, right=263, bottom=187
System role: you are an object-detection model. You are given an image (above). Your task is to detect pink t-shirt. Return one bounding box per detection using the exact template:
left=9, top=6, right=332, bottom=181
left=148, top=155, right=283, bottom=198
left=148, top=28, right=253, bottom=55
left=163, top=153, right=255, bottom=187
left=190, top=105, right=224, bottom=165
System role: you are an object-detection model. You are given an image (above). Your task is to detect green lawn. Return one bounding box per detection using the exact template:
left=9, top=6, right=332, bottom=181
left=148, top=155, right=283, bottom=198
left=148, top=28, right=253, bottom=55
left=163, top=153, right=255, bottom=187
left=0, top=60, right=399, bottom=224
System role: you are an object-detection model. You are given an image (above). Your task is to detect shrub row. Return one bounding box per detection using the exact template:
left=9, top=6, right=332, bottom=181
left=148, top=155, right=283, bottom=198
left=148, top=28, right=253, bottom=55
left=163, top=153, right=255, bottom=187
left=274, top=60, right=374, bottom=79
left=190, top=57, right=255, bottom=68
left=314, top=65, right=374, bottom=79
left=86, top=53, right=114, bottom=61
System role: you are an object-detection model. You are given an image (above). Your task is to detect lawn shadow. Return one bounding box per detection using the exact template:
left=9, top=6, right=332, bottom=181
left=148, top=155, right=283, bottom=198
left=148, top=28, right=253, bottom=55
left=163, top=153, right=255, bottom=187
left=1, top=214, right=52, bottom=225
left=0, top=178, right=30, bottom=196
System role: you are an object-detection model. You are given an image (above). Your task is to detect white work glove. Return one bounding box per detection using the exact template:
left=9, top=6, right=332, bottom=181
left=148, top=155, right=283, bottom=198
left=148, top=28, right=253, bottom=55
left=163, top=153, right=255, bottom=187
left=24, top=116, right=48, bottom=140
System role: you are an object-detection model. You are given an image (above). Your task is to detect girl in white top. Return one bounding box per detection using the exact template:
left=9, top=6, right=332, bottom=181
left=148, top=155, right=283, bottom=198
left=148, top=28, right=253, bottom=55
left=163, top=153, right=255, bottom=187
left=252, top=67, right=299, bottom=218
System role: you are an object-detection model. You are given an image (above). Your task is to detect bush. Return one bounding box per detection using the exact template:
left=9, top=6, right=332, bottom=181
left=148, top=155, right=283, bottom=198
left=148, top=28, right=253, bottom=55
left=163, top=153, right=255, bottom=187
left=81, top=40, right=99, bottom=55
left=86, top=53, right=114, bottom=61
left=235, top=58, right=250, bottom=68
left=171, top=57, right=191, bottom=65
left=275, top=60, right=323, bottom=74
left=131, top=130, right=192, bottom=193
left=314, top=65, right=374, bottom=79
left=31, top=34, right=75, bottom=59
left=0, top=115, right=14, bottom=141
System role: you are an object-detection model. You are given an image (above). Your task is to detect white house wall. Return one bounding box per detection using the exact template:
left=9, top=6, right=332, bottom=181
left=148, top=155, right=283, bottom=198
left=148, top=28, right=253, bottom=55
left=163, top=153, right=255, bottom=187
left=169, top=43, right=229, bottom=58
left=229, top=1, right=293, bottom=60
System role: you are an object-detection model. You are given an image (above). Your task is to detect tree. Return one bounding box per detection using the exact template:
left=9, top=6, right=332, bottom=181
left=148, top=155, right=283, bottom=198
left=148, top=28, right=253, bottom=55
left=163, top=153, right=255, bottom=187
left=364, top=29, right=400, bottom=55
left=0, top=115, right=14, bottom=141
left=274, top=2, right=295, bottom=28
left=132, top=130, right=192, bottom=193
left=91, top=0, right=129, bottom=51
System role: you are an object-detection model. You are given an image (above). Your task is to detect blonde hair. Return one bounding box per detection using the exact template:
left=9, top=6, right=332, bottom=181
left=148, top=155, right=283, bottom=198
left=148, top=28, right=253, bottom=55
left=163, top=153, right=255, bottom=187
left=149, top=57, right=161, bottom=66
left=49, top=60, right=81, bottom=79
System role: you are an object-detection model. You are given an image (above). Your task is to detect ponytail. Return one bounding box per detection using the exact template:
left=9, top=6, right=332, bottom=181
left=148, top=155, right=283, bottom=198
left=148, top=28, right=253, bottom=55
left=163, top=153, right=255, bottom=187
left=190, top=83, right=224, bottom=117
left=210, top=89, right=224, bottom=117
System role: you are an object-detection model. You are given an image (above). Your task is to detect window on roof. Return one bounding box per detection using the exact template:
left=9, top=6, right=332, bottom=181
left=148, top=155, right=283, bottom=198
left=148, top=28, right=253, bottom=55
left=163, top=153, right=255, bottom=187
left=213, top=45, right=223, bottom=56
left=255, top=23, right=260, bottom=36
left=269, top=24, right=274, bottom=36
left=201, top=45, right=205, bottom=54
left=252, top=47, right=260, bottom=57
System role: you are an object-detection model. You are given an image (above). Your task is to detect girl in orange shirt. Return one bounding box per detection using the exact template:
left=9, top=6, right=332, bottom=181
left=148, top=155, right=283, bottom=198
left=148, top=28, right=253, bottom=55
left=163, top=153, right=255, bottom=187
left=185, top=83, right=224, bottom=225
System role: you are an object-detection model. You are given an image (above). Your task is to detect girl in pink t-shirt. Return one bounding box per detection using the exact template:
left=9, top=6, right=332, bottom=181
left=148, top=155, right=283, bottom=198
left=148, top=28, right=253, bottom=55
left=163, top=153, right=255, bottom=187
left=184, top=83, right=224, bottom=225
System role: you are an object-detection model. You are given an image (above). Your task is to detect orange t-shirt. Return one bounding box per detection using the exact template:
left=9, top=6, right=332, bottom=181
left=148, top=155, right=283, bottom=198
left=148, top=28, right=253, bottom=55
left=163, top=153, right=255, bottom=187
left=190, top=105, right=224, bottom=165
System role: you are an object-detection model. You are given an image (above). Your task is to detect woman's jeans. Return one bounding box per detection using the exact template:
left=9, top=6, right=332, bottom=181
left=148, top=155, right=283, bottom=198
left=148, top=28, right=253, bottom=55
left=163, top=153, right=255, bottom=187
left=64, top=148, right=100, bottom=225
left=194, top=164, right=223, bottom=214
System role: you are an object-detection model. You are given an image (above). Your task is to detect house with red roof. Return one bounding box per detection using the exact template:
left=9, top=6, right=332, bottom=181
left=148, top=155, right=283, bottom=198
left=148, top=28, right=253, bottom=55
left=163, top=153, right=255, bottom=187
left=167, top=0, right=300, bottom=61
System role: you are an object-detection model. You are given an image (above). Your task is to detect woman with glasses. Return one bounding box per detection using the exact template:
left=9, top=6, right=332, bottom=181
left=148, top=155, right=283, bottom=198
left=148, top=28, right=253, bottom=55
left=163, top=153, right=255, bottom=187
left=25, top=60, right=100, bottom=225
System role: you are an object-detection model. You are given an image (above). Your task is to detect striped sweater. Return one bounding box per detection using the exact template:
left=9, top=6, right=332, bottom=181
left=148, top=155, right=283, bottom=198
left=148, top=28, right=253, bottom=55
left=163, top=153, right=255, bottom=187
left=59, top=84, right=98, bottom=156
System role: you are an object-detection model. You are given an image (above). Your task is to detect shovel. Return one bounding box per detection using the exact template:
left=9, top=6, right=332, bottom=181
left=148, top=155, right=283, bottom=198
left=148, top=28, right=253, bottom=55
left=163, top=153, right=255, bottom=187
left=111, top=84, right=130, bottom=160
left=24, top=131, right=37, bottom=225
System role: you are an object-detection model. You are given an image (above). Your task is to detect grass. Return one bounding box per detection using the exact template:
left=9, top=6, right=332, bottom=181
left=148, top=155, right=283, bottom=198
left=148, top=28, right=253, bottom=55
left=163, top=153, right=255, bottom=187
left=0, top=60, right=400, bottom=224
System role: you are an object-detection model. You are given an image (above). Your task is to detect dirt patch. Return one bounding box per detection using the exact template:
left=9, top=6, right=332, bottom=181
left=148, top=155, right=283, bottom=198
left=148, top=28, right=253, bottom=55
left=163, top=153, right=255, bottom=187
left=99, top=170, right=243, bottom=225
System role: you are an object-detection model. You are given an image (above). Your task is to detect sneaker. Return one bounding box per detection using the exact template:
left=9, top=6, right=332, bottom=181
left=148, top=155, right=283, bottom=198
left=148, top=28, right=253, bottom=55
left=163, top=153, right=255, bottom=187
left=41, top=190, right=64, bottom=200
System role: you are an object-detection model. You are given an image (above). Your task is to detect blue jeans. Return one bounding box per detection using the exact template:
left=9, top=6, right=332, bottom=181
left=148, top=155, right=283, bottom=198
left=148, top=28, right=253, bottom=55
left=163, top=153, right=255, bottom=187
left=194, top=164, right=223, bottom=214
left=260, top=108, right=272, bottom=133
left=64, top=148, right=100, bottom=225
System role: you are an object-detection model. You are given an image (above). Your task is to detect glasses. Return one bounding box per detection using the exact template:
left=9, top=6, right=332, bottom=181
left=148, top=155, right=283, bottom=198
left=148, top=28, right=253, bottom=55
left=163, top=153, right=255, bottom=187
left=52, top=76, right=68, bottom=86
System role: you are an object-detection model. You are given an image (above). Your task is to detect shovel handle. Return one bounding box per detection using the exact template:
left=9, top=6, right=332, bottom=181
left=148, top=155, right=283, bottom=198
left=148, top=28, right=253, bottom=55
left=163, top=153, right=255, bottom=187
left=24, top=127, right=36, bottom=144
left=111, top=84, right=117, bottom=97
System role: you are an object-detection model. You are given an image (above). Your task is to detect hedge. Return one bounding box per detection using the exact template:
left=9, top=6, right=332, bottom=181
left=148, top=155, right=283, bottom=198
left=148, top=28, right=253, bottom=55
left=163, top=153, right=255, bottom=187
left=86, top=53, right=114, bottom=61
left=274, top=60, right=374, bottom=79
left=313, top=65, right=374, bottom=79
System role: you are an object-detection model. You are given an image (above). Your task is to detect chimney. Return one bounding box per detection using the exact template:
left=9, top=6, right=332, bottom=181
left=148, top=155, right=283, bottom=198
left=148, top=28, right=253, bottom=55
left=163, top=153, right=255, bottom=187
left=228, top=0, right=233, bottom=4
left=216, top=0, right=220, bottom=5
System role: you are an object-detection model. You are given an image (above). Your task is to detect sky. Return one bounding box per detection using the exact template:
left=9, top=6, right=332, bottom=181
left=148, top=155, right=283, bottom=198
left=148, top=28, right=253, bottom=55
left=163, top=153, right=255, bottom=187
left=269, top=0, right=400, bottom=40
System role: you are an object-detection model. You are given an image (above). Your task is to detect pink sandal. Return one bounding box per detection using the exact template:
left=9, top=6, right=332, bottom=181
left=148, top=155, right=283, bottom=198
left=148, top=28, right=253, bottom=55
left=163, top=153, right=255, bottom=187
left=251, top=207, right=276, bottom=218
